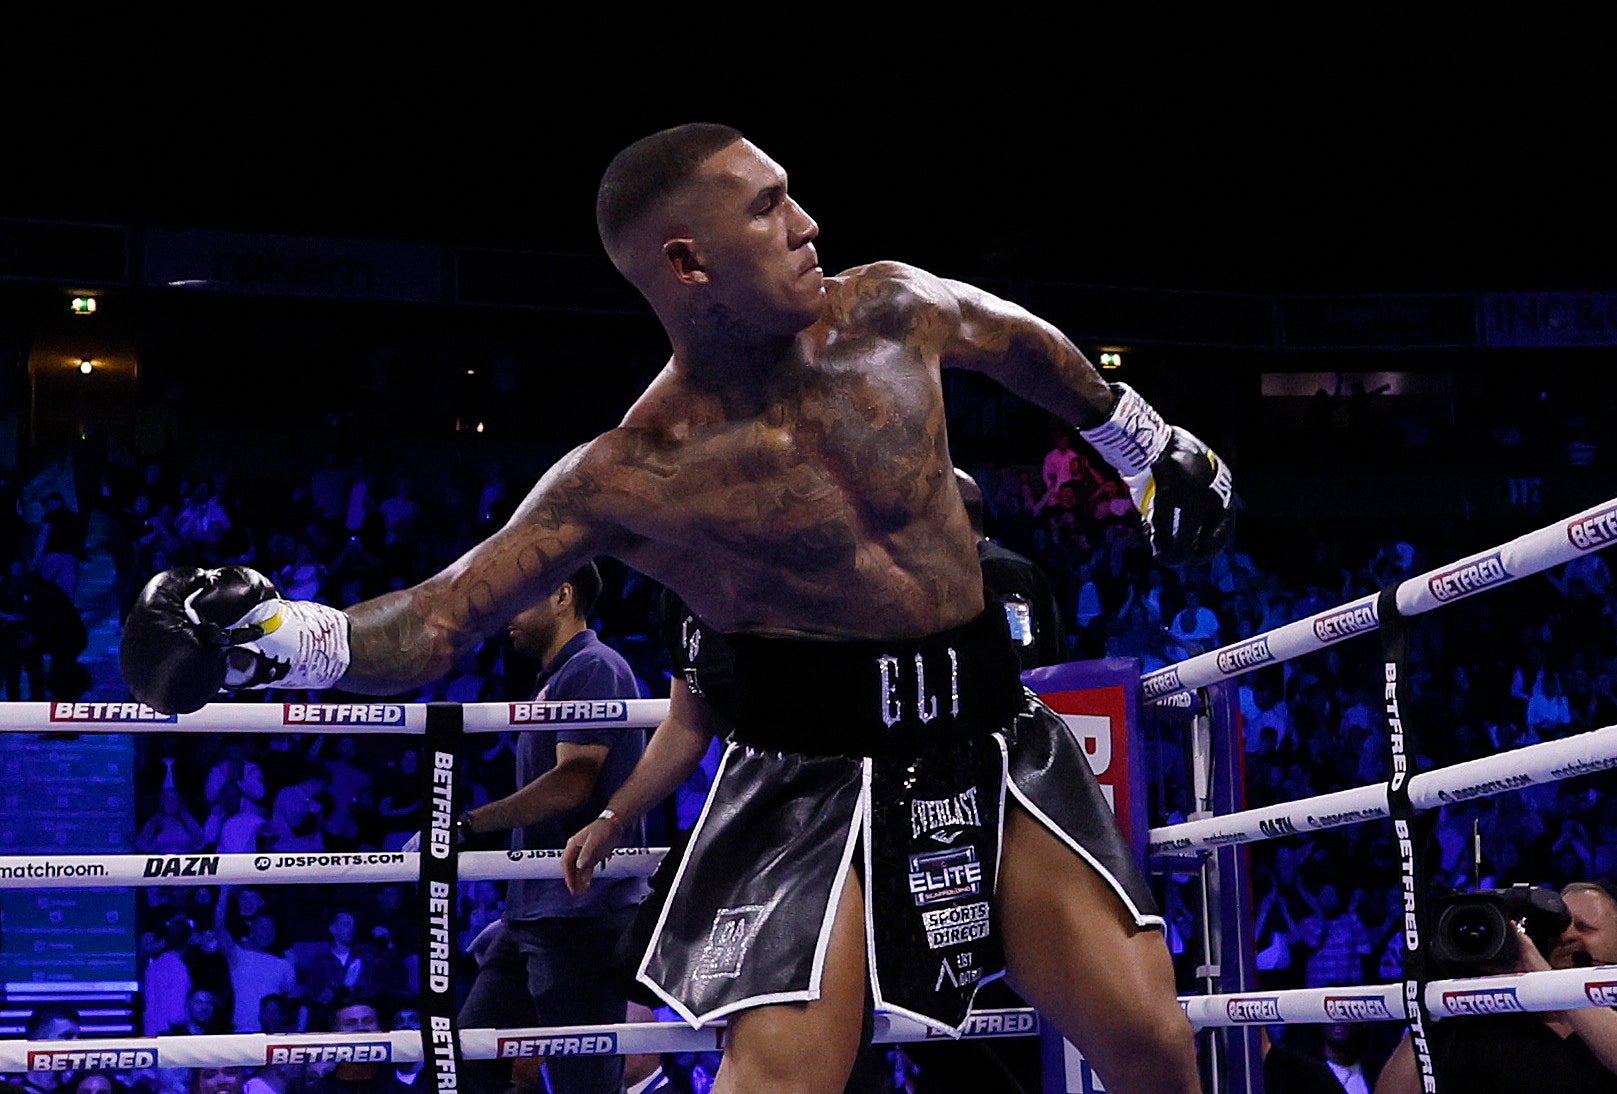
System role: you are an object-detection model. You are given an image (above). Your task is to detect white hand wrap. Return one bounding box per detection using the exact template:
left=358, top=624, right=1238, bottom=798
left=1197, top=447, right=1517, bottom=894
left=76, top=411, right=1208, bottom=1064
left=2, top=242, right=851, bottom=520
left=187, top=595, right=352, bottom=691
left=1080, top=383, right=1170, bottom=477
left=1079, top=382, right=1170, bottom=510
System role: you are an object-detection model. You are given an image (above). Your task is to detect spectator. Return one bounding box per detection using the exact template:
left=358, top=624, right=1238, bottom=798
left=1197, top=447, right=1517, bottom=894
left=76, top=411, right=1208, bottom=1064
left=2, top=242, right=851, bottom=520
left=18, top=1006, right=80, bottom=1094
left=137, top=789, right=207, bottom=856
left=142, top=914, right=196, bottom=1036
left=297, top=909, right=382, bottom=1027
left=304, top=996, right=410, bottom=1094
left=215, top=888, right=299, bottom=1032
left=32, top=493, right=86, bottom=601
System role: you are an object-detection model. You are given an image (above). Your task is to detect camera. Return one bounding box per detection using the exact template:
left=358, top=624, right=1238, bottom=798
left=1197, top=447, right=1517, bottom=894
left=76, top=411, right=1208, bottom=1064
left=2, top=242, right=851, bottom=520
left=1428, top=883, right=1570, bottom=976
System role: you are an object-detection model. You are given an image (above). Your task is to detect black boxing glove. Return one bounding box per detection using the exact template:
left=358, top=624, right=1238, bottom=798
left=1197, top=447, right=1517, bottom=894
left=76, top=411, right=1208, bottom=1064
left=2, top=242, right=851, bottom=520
left=1080, top=383, right=1236, bottom=567
left=121, top=566, right=352, bottom=715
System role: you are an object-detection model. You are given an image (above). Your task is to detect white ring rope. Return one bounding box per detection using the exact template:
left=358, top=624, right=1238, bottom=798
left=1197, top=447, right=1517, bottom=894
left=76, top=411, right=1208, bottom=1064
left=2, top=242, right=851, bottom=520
left=0, top=1008, right=1044, bottom=1069
left=1141, top=495, right=1617, bottom=705
left=1148, top=722, right=1617, bottom=854
left=0, top=848, right=669, bottom=889
left=0, top=700, right=672, bottom=735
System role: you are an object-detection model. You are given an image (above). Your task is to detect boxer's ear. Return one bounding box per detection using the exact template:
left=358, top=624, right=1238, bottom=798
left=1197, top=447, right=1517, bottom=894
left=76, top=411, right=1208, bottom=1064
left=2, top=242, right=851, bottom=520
left=663, top=239, right=708, bottom=285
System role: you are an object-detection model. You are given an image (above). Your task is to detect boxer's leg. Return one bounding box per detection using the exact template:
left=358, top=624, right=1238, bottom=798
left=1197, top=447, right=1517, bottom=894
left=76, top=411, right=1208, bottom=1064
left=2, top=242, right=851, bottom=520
left=712, top=870, right=868, bottom=1094
left=1000, top=801, right=1200, bottom=1094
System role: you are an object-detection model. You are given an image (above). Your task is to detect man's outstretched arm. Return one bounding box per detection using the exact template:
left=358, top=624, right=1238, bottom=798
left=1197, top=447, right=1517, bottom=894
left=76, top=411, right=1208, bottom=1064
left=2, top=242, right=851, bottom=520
left=122, top=441, right=627, bottom=712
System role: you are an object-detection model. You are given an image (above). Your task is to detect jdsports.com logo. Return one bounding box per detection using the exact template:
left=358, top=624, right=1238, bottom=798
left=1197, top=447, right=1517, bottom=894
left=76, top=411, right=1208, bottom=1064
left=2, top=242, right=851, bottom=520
left=255, top=857, right=272, bottom=871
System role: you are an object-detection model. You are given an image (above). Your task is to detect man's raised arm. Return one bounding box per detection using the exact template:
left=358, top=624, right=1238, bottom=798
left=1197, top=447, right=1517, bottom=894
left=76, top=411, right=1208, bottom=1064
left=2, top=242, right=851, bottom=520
left=936, top=271, right=1236, bottom=566
left=121, top=443, right=626, bottom=713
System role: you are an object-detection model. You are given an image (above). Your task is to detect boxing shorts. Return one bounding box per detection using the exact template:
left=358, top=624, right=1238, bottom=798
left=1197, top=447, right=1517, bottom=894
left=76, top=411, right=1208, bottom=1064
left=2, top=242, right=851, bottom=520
left=635, top=607, right=1162, bottom=1035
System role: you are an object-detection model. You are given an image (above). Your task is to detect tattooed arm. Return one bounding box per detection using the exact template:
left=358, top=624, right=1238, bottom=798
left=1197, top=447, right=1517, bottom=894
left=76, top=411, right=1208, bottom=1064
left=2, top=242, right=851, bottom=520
left=340, top=441, right=628, bottom=694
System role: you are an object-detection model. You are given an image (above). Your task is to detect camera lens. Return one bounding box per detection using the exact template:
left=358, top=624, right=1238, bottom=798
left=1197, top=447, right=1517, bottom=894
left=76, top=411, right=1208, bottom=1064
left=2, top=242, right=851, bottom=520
left=1447, top=909, right=1499, bottom=954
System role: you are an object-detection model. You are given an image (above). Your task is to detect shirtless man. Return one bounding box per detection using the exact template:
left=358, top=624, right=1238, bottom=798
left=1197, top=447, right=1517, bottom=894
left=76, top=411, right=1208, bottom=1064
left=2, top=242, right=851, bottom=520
left=123, top=123, right=1234, bottom=1093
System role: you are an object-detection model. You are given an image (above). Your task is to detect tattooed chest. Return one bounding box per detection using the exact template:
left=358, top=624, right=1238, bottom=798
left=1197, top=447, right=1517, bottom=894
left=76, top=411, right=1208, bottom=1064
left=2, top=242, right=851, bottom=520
left=635, top=388, right=952, bottom=575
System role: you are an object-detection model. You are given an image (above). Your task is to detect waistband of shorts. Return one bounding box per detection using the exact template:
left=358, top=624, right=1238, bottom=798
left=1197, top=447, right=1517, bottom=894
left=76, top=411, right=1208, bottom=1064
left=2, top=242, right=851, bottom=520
left=722, top=607, right=1025, bottom=758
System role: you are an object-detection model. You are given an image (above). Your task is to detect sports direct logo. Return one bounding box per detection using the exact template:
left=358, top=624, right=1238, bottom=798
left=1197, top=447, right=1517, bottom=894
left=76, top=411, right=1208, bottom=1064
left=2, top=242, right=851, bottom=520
left=508, top=701, right=629, bottom=724
left=1568, top=504, right=1617, bottom=550
left=1216, top=637, right=1273, bottom=676
left=50, top=702, right=175, bottom=723
left=1225, top=997, right=1282, bottom=1023
left=1324, top=995, right=1395, bottom=1022
left=267, top=1042, right=391, bottom=1065
left=1428, top=552, right=1510, bottom=602
left=1443, top=988, right=1524, bottom=1015
left=282, top=704, right=405, bottom=725
left=29, top=1050, right=158, bottom=1070
left=497, top=1034, right=617, bottom=1057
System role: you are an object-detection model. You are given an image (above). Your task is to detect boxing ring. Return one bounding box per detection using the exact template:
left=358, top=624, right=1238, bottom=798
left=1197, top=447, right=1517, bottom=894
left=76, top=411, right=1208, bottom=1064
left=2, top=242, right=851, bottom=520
left=2, top=495, right=1616, bottom=1093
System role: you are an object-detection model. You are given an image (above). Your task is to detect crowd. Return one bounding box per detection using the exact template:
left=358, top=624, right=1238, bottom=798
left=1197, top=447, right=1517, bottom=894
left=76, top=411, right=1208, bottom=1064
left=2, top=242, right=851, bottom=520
left=0, top=375, right=1612, bottom=1092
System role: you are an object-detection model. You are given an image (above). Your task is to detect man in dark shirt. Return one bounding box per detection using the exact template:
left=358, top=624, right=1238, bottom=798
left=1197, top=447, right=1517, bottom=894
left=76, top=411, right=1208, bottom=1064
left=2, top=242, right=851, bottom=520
left=454, top=561, right=648, bottom=1094
left=955, top=468, right=1067, bottom=670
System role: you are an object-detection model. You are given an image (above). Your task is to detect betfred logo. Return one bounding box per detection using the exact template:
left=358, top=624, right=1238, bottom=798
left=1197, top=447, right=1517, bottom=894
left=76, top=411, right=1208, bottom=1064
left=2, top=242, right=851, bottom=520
left=143, top=855, right=219, bottom=878
left=1568, top=504, right=1617, bottom=550
left=924, top=1010, right=1039, bottom=1038
left=1586, top=982, right=1617, bottom=1007
left=509, top=701, right=629, bottom=724
left=28, top=1050, right=158, bottom=1070
left=1428, top=552, right=1510, bottom=602
left=1442, top=988, right=1523, bottom=1015
left=1324, top=995, right=1395, bottom=1022
left=1225, top=997, right=1282, bottom=1023
left=50, top=702, right=175, bottom=723
left=1142, top=666, right=1183, bottom=700
left=1216, top=637, right=1273, bottom=676
left=283, top=704, right=405, bottom=725
left=496, top=1034, right=618, bottom=1057
left=267, top=1042, right=392, bottom=1065
left=1313, top=603, right=1377, bottom=643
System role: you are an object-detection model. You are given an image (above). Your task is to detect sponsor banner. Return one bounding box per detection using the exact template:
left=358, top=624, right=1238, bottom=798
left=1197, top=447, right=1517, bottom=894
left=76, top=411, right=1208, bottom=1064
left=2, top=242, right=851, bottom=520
left=50, top=702, right=176, bottom=724
left=496, top=1034, right=619, bottom=1058
left=923, top=1009, right=1040, bottom=1039
left=1567, top=503, right=1617, bottom=552
left=1483, top=291, right=1617, bottom=348
left=144, top=855, right=219, bottom=878
left=1323, top=995, right=1396, bottom=1022
left=508, top=701, right=629, bottom=725
left=1426, top=551, right=1511, bottom=604
left=1312, top=601, right=1379, bottom=644
left=1440, top=988, right=1524, bottom=1016
left=267, top=1042, right=392, bottom=1065
left=1586, top=982, right=1617, bottom=1007
left=28, top=1050, right=158, bottom=1071
left=907, top=847, right=984, bottom=906
left=1225, top=997, right=1283, bottom=1024
left=283, top=703, right=406, bottom=726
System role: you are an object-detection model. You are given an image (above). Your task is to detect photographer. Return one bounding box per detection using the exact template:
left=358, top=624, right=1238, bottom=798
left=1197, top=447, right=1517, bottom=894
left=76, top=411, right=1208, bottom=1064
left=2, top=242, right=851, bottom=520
left=1375, top=881, right=1617, bottom=1092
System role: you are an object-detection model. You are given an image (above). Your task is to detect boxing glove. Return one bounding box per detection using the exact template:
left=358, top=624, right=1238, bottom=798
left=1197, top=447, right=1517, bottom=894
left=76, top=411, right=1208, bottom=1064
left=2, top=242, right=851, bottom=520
left=121, top=566, right=351, bottom=715
left=1080, top=383, right=1236, bottom=566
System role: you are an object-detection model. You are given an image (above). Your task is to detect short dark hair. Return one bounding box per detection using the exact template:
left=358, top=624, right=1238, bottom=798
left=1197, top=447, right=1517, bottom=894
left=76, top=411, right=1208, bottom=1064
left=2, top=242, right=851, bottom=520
left=596, top=123, right=744, bottom=254
left=27, top=1004, right=79, bottom=1039
left=567, top=561, right=604, bottom=620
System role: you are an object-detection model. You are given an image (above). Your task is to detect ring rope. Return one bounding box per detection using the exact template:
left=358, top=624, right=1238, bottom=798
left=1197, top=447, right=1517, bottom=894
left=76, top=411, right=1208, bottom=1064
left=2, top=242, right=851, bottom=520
left=1141, top=494, right=1617, bottom=705
left=1149, top=721, right=1617, bottom=853
left=0, top=1007, right=1044, bottom=1069
left=0, top=847, right=670, bottom=890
